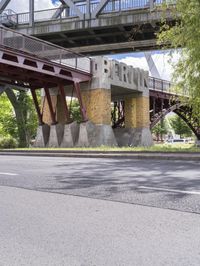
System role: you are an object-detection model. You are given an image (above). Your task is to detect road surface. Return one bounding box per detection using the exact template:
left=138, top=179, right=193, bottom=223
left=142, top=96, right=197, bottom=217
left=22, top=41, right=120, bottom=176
left=0, top=155, right=200, bottom=265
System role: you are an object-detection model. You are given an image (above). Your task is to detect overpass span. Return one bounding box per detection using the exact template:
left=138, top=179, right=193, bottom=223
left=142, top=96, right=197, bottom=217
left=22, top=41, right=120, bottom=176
left=0, top=0, right=175, bottom=55
left=2, top=25, right=198, bottom=149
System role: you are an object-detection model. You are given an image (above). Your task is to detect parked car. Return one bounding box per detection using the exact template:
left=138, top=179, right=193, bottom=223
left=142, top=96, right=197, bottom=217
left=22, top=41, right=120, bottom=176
left=166, top=139, right=188, bottom=144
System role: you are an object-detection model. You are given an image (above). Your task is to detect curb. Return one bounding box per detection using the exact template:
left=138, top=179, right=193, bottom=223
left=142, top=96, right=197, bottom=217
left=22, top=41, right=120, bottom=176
left=0, top=151, right=200, bottom=161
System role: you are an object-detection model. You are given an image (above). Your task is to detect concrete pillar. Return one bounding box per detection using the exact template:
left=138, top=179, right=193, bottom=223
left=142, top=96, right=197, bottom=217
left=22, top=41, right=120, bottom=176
left=77, top=88, right=117, bottom=147
left=124, top=97, right=136, bottom=128
left=34, top=88, right=68, bottom=147
left=81, top=88, right=111, bottom=125
left=115, top=93, right=153, bottom=147
left=124, top=94, right=149, bottom=129
left=41, top=91, right=66, bottom=125
left=136, top=95, right=150, bottom=128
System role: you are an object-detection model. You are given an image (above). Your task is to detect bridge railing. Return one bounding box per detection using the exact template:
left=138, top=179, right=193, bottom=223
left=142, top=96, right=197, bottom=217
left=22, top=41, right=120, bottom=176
left=2, top=0, right=174, bottom=25
left=0, top=26, right=92, bottom=74
left=149, top=77, right=172, bottom=92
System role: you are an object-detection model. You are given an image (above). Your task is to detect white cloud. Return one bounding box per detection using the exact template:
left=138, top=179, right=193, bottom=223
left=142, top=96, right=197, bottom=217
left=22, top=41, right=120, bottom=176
left=7, top=0, right=57, bottom=12
left=118, top=51, right=180, bottom=81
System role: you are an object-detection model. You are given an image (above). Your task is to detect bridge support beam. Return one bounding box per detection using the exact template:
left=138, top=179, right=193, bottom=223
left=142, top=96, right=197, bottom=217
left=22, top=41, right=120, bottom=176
left=81, top=88, right=111, bottom=125
left=77, top=88, right=117, bottom=147
left=41, top=88, right=67, bottom=125
left=34, top=87, right=70, bottom=147
left=114, top=93, right=153, bottom=147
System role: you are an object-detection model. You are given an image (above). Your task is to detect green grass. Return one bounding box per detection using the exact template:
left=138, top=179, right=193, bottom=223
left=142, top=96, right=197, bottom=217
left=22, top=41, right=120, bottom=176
left=3, top=143, right=200, bottom=153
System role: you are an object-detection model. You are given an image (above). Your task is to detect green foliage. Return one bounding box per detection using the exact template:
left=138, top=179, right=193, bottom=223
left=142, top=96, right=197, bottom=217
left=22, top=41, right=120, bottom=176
left=0, top=90, right=38, bottom=147
left=16, top=91, right=38, bottom=144
left=0, top=93, right=17, bottom=138
left=157, top=0, right=200, bottom=117
left=0, top=136, right=17, bottom=149
left=151, top=119, right=169, bottom=141
left=69, top=99, right=82, bottom=123
left=169, top=115, right=193, bottom=137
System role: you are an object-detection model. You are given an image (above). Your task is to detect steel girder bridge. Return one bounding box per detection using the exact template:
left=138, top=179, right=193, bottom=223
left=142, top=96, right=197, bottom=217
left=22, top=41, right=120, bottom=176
left=0, top=26, right=199, bottom=141
left=0, top=0, right=176, bottom=55
left=0, top=25, right=92, bottom=125
left=112, top=78, right=200, bottom=141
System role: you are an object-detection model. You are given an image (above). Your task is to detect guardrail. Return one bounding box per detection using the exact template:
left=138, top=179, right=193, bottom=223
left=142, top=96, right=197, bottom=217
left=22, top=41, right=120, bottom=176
left=0, top=0, right=172, bottom=25
left=149, top=76, right=172, bottom=92
left=0, top=26, right=92, bottom=74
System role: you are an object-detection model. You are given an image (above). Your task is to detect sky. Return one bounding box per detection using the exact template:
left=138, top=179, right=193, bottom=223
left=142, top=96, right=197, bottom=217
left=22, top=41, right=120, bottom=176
left=110, top=50, right=180, bottom=81
left=7, top=0, right=59, bottom=12
left=6, top=0, right=179, bottom=81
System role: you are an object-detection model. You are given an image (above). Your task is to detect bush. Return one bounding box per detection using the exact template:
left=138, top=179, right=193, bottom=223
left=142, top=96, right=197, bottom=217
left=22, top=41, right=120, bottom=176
left=0, top=137, right=18, bottom=149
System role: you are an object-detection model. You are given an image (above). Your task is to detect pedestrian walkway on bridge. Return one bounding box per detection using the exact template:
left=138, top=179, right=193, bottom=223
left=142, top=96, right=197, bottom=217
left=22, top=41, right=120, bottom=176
left=0, top=0, right=176, bottom=54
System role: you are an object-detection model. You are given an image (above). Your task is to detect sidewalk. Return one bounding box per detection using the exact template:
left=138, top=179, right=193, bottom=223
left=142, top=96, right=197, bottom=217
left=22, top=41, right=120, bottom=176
left=0, top=149, right=200, bottom=161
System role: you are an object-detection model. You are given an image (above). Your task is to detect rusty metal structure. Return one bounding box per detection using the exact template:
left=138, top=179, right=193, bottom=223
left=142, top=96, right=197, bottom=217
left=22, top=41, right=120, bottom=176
left=149, top=78, right=200, bottom=140
left=112, top=77, right=200, bottom=140
left=0, top=25, right=92, bottom=125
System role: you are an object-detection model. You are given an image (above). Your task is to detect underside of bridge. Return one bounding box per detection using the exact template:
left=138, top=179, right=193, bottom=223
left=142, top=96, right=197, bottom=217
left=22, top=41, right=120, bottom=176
left=149, top=91, right=200, bottom=140
left=34, top=19, right=168, bottom=56
left=112, top=88, right=200, bottom=141
left=0, top=0, right=176, bottom=55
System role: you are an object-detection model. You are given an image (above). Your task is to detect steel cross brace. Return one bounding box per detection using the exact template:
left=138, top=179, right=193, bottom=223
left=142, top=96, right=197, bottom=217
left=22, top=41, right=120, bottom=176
left=59, top=84, right=71, bottom=123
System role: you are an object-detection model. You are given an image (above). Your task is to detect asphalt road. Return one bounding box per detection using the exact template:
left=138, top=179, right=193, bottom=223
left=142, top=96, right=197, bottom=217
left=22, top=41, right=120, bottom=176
left=0, top=155, right=200, bottom=213
left=0, top=155, right=200, bottom=265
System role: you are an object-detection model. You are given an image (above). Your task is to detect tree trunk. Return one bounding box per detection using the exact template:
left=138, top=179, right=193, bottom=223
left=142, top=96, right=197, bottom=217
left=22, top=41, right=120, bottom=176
left=5, top=88, right=28, bottom=147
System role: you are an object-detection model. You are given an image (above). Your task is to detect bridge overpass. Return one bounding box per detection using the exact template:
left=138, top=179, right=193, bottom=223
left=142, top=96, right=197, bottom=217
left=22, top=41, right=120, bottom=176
left=0, top=0, right=175, bottom=55
left=0, top=25, right=199, bottom=148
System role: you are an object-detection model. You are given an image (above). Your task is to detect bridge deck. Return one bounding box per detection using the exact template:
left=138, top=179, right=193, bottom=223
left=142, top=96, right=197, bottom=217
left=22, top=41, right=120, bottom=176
left=0, top=26, right=92, bottom=89
left=1, top=1, right=175, bottom=55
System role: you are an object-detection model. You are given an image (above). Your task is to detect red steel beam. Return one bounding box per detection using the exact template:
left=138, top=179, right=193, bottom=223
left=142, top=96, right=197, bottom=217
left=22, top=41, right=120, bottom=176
left=73, top=82, right=87, bottom=121
left=58, top=84, right=70, bottom=122
left=30, top=88, right=44, bottom=125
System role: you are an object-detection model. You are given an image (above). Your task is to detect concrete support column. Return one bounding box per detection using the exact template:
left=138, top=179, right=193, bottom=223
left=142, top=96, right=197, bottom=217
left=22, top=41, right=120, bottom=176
left=124, top=94, right=149, bottom=129
left=41, top=90, right=67, bottom=125
left=124, top=97, right=136, bottom=128
left=115, top=93, right=153, bottom=147
left=81, top=88, right=111, bottom=125
left=77, top=88, right=117, bottom=147
left=136, top=95, right=150, bottom=128
left=38, top=88, right=69, bottom=148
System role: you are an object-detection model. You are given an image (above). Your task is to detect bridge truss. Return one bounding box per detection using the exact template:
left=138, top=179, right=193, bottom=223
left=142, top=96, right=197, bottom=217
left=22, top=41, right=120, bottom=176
left=0, top=0, right=176, bottom=55
left=112, top=77, right=200, bottom=140
left=0, top=25, right=92, bottom=124
left=0, top=0, right=166, bottom=25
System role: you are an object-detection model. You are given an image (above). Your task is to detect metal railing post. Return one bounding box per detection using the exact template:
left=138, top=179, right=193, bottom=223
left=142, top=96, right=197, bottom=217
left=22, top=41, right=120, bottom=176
left=29, top=0, right=34, bottom=27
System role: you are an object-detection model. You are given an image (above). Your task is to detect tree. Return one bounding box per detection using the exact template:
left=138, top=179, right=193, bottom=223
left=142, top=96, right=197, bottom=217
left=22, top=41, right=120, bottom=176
left=0, top=89, right=38, bottom=147
left=0, top=92, right=17, bottom=138
left=151, top=119, right=169, bottom=141
left=69, top=99, right=82, bottom=123
left=169, top=115, right=193, bottom=138
left=157, top=0, right=200, bottom=117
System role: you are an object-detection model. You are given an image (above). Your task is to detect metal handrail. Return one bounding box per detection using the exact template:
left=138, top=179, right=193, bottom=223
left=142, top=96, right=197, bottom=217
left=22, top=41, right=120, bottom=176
left=149, top=76, right=172, bottom=92
left=0, top=25, right=92, bottom=74
left=7, top=0, right=173, bottom=25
